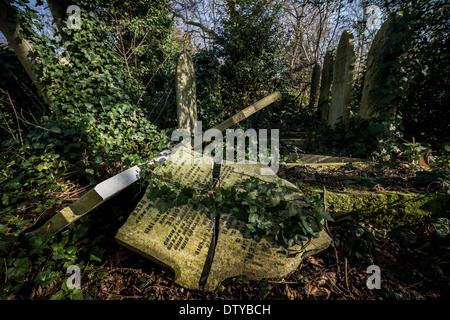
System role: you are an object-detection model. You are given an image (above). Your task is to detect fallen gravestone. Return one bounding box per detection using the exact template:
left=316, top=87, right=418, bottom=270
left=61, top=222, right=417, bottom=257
left=30, top=166, right=142, bottom=235
left=176, top=52, right=197, bottom=135
left=283, top=153, right=368, bottom=167
left=213, top=92, right=281, bottom=133
left=116, top=146, right=332, bottom=291
left=313, top=187, right=450, bottom=229
left=115, top=147, right=215, bottom=289
left=28, top=92, right=332, bottom=291
left=204, top=162, right=331, bottom=291
left=328, top=30, right=356, bottom=128
left=28, top=93, right=281, bottom=237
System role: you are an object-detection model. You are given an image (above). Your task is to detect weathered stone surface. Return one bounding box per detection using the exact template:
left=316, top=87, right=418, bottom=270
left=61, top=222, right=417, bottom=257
left=328, top=30, right=356, bottom=128
left=318, top=50, right=334, bottom=122
left=176, top=52, right=197, bottom=135
left=115, top=147, right=214, bottom=289
left=116, top=147, right=332, bottom=291
left=32, top=166, right=141, bottom=235
left=283, top=153, right=368, bottom=166
left=280, top=138, right=308, bottom=148
left=308, top=62, right=322, bottom=111
left=360, top=14, right=403, bottom=119
left=298, top=154, right=366, bottom=164
left=205, top=162, right=332, bottom=291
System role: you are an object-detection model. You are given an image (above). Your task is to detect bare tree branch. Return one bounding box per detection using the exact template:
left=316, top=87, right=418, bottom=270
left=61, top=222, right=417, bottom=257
left=169, top=7, right=218, bottom=39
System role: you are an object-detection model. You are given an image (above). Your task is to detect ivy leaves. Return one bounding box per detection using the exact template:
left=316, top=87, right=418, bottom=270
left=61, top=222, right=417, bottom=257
left=209, top=177, right=333, bottom=248
left=145, top=175, right=333, bottom=251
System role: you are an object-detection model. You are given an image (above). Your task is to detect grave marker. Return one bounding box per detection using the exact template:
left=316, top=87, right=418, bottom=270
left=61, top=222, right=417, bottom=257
left=360, top=14, right=403, bottom=119
left=308, top=62, right=322, bottom=111
left=318, top=50, right=333, bottom=122
left=328, top=30, right=356, bottom=128
left=115, top=146, right=332, bottom=291
left=176, top=52, right=197, bottom=135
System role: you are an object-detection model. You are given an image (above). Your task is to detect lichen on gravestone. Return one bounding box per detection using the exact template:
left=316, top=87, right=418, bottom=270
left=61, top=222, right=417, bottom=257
left=115, top=146, right=332, bottom=291
left=318, top=50, right=334, bottom=122
left=176, top=52, right=197, bottom=135
left=328, top=30, right=356, bottom=129
left=204, top=162, right=332, bottom=291
left=115, top=146, right=215, bottom=289
left=360, top=14, right=403, bottom=119
left=308, top=62, right=322, bottom=111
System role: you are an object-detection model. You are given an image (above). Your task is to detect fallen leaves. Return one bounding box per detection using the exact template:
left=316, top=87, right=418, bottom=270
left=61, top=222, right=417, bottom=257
left=304, top=272, right=339, bottom=299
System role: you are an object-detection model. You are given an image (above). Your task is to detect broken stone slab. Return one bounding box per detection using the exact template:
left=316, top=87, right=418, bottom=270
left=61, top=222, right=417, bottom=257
left=115, top=146, right=215, bottom=289
left=28, top=166, right=141, bottom=235
left=116, top=202, right=215, bottom=289
left=218, top=161, right=298, bottom=189
left=204, top=162, right=332, bottom=291
left=116, top=147, right=332, bottom=291
left=206, top=212, right=331, bottom=291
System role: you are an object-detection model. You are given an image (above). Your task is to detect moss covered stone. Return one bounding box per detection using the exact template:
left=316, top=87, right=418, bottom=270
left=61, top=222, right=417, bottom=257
left=313, top=187, right=449, bottom=229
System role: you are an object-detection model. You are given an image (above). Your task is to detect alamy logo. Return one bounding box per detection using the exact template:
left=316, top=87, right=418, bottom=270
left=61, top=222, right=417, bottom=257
left=366, top=265, right=381, bottom=289
left=171, top=121, right=279, bottom=175
left=66, top=265, right=81, bottom=290
left=66, top=5, right=81, bottom=30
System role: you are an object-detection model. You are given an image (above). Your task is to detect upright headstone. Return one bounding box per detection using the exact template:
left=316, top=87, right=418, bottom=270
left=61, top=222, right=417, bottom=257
left=176, top=52, right=197, bottom=135
left=328, top=30, right=356, bottom=128
left=308, top=62, right=322, bottom=111
left=360, top=14, right=403, bottom=119
left=318, top=50, right=334, bottom=122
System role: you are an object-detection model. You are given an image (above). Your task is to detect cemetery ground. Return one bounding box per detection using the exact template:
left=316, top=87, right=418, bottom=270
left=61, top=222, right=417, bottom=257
left=1, top=138, right=449, bottom=301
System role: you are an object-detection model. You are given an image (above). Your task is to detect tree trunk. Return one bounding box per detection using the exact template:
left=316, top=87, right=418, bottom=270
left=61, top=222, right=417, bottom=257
left=0, top=2, right=46, bottom=91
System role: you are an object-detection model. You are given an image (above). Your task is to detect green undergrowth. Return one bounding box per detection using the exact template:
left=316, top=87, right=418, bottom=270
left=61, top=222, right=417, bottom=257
left=0, top=214, right=103, bottom=300
left=0, top=184, right=142, bottom=300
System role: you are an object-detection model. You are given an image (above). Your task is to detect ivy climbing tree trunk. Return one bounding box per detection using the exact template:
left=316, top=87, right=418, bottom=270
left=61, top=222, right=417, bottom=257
left=0, top=1, right=46, bottom=91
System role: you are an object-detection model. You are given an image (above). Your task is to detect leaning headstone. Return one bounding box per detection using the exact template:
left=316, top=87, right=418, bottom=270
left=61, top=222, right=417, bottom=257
left=328, top=30, right=356, bottom=128
left=176, top=52, right=197, bottom=135
left=360, top=14, right=403, bottom=119
left=318, top=50, right=334, bottom=122
left=115, top=146, right=332, bottom=291
left=213, top=92, right=281, bottom=133
left=308, top=62, right=322, bottom=111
